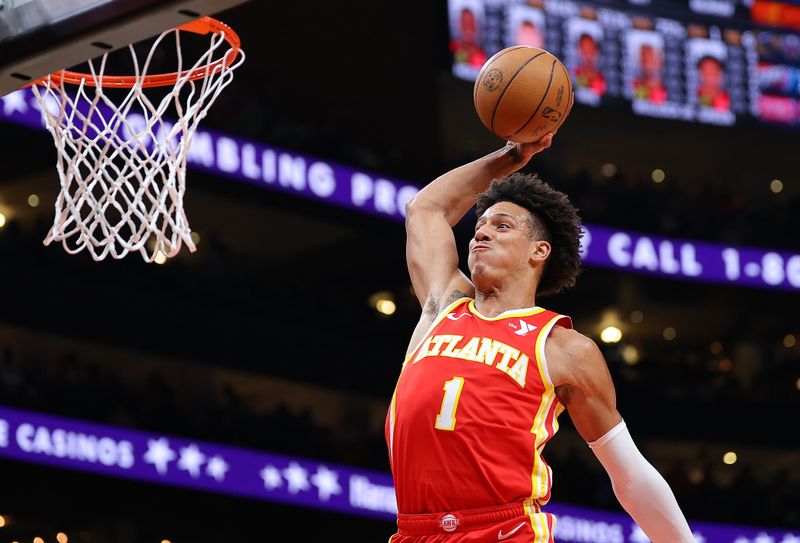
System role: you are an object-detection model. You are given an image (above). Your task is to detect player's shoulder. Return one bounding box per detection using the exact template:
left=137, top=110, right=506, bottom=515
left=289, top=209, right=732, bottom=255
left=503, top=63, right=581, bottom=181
left=546, top=326, right=607, bottom=387
left=547, top=326, right=599, bottom=358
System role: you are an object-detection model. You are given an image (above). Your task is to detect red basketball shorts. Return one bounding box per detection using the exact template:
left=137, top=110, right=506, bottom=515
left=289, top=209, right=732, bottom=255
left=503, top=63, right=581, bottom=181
left=388, top=502, right=555, bottom=543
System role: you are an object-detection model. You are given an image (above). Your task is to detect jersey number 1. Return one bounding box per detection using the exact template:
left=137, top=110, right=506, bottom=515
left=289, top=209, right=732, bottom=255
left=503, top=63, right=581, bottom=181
left=435, top=376, right=464, bottom=431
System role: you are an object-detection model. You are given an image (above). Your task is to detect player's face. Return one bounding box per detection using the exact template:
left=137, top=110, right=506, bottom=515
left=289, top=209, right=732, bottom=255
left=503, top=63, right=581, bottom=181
left=460, top=9, right=477, bottom=43
left=699, top=58, right=723, bottom=89
left=516, top=22, right=544, bottom=48
left=468, top=202, right=547, bottom=279
left=578, top=36, right=598, bottom=63
left=641, top=45, right=661, bottom=72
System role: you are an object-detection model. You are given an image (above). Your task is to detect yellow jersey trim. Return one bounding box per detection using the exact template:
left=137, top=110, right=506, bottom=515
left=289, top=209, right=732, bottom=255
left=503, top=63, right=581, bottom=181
left=402, top=296, right=472, bottom=366
left=467, top=299, right=545, bottom=321
left=528, top=314, right=568, bottom=506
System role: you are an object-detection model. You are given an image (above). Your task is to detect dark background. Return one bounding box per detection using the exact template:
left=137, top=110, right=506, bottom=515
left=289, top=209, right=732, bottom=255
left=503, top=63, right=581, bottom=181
left=0, top=0, right=798, bottom=541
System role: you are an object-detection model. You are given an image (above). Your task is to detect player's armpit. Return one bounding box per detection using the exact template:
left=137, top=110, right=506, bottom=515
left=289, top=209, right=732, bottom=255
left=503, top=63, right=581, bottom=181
left=547, top=327, right=622, bottom=442
left=404, top=286, right=473, bottom=360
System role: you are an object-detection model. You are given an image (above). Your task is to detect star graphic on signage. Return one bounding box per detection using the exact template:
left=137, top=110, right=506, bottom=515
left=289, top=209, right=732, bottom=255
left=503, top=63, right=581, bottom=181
left=143, top=437, right=176, bottom=475
left=310, top=465, right=342, bottom=501
left=1, top=90, right=28, bottom=116
left=177, top=444, right=206, bottom=478
left=282, top=462, right=310, bottom=494
left=629, top=525, right=650, bottom=543
left=781, top=535, right=800, bottom=543
left=753, top=534, right=775, bottom=543
left=205, top=455, right=229, bottom=482
left=260, top=465, right=283, bottom=490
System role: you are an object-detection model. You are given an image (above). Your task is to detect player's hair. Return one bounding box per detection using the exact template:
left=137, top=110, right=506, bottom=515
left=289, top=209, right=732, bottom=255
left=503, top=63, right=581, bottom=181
left=475, top=172, right=582, bottom=296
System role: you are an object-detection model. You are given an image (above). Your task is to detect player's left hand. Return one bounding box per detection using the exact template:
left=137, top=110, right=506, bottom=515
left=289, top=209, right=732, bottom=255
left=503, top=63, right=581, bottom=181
left=504, top=132, right=554, bottom=167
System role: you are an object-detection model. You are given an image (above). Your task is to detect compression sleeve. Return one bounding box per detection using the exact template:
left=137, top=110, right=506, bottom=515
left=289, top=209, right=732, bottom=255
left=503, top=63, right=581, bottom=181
left=588, top=420, right=695, bottom=543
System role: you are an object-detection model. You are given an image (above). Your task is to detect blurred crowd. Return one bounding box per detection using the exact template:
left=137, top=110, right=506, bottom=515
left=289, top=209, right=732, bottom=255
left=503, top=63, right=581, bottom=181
left=560, top=168, right=800, bottom=251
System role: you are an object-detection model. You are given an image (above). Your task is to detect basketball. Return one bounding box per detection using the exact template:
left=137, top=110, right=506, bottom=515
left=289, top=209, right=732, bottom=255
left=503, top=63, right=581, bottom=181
left=474, top=46, right=573, bottom=143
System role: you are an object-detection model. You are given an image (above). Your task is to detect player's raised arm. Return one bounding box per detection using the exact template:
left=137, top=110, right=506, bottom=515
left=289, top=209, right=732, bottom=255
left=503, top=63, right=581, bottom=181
left=404, top=134, right=554, bottom=314
left=547, top=327, right=695, bottom=543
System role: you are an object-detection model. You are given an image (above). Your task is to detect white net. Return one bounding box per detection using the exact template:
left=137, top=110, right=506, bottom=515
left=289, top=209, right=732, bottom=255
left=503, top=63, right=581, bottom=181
left=31, top=21, right=245, bottom=262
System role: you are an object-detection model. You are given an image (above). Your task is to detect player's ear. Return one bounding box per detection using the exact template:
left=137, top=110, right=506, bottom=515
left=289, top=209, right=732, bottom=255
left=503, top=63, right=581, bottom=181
left=529, top=240, right=551, bottom=265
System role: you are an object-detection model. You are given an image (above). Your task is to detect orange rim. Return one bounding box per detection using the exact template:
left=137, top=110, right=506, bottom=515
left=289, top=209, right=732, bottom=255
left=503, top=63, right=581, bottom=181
left=33, top=16, right=241, bottom=89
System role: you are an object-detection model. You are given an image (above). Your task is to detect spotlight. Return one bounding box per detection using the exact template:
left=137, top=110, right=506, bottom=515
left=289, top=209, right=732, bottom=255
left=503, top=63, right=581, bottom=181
left=57, top=533, right=68, bottom=543
left=621, top=345, right=639, bottom=365
left=376, top=299, right=396, bottom=315
left=663, top=327, right=676, bottom=341
left=28, top=194, right=40, bottom=207
left=600, top=326, right=622, bottom=344
left=651, top=169, right=666, bottom=183
left=0, top=213, right=6, bottom=228
left=723, top=451, right=737, bottom=465
left=601, top=163, right=617, bottom=177
left=770, top=179, right=783, bottom=194
left=154, top=251, right=168, bottom=265
left=369, top=291, right=396, bottom=316
left=784, top=334, right=796, bottom=348
left=630, top=310, right=643, bottom=324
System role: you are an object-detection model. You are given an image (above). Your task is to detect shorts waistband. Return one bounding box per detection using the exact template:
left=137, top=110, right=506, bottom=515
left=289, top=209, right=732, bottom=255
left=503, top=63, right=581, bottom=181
left=397, top=502, right=537, bottom=536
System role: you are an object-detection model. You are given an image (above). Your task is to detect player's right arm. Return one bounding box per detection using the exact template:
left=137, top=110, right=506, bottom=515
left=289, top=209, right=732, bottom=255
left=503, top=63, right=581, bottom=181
left=404, top=135, right=554, bottom=353
left=548, top=328, right=695, bottom=542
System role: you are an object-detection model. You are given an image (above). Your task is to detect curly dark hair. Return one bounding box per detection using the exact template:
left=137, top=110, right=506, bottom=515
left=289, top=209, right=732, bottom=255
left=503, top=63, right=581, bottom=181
left=475, top=172, right=582, bottom=296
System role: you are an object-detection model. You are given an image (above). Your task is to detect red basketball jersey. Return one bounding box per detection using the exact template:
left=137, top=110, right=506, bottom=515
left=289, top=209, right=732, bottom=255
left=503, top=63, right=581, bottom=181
left=386, top=297, right=572, bottom=523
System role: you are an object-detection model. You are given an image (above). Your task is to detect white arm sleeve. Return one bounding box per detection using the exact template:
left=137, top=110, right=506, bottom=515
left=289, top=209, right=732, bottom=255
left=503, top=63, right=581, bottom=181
left=588, top=420, right=695, bottom=543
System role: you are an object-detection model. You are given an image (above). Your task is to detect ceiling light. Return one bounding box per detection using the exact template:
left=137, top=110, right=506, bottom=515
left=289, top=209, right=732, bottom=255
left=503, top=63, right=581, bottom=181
left=651, top=169, right=666, bottom=183
left=601, top=163, right=617, bottom=177
left=600, top=326, right=622, bottom=344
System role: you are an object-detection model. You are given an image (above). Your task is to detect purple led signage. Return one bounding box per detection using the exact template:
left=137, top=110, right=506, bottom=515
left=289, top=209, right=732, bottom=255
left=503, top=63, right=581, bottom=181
left=0, top=405, right=396, bottom=520
left=580, top=225, right=800, bottom=292
left=0, top=405, right=797, bottom=543
left=1, top=89, right=798, bottom=293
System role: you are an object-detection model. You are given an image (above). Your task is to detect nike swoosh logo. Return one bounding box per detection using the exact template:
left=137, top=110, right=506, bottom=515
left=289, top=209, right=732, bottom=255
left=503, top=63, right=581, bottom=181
left=446, top=313, right=472, bottom=320
left=497, top=521, right=527, bottom=541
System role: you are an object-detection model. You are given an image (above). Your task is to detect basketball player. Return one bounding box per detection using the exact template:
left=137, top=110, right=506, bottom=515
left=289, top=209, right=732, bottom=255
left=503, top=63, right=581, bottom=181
left=386, top=134, right=695, bottom=542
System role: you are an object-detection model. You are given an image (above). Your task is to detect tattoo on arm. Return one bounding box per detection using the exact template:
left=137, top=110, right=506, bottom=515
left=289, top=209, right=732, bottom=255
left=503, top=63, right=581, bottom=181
left=423, top=290, right=471, bottom=319
left=444, top=290, right=471, bottom=306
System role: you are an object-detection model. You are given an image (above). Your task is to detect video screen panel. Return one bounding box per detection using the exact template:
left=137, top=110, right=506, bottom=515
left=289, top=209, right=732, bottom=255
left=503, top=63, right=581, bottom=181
left=448, top=0, right=800, bottom=128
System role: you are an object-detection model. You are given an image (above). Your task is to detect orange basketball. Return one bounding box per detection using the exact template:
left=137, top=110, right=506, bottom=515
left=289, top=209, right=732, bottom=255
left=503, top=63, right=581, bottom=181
left=473, top=46, right=573, bottom=143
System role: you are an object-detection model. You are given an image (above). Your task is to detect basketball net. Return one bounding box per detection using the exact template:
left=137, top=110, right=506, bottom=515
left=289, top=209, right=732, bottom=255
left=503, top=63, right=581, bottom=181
left=30, top=17, right=244, bottom=262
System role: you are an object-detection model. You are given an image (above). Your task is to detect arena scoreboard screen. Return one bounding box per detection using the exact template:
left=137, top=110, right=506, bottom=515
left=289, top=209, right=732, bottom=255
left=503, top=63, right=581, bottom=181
left=448, top=0, right=800, bottom=128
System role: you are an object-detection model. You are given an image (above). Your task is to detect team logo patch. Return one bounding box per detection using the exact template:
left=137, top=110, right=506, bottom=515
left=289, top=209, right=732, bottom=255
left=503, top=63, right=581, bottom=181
left=439, top=513, right=460, bottom=533
left=510, top=319, right=537, bottom=336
